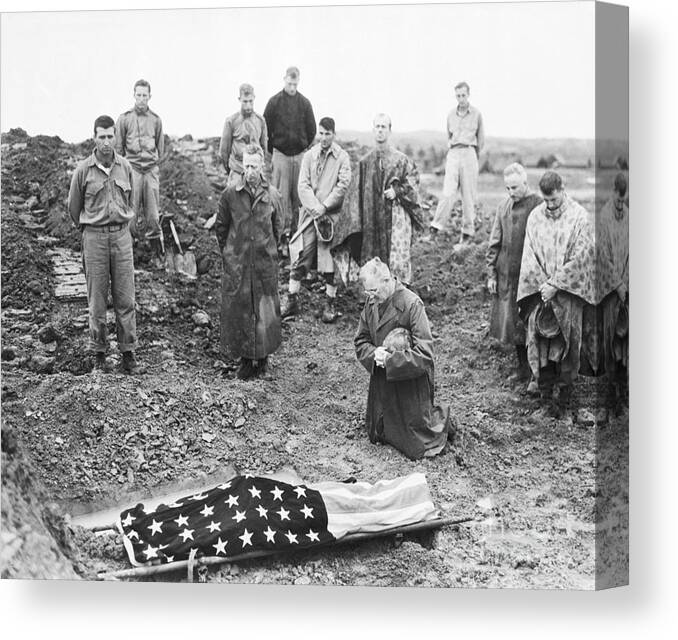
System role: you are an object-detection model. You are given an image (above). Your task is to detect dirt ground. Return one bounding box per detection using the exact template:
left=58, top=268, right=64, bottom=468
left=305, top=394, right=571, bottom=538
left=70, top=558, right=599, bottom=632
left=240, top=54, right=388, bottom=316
left=0, top=130, right=628, bottom=587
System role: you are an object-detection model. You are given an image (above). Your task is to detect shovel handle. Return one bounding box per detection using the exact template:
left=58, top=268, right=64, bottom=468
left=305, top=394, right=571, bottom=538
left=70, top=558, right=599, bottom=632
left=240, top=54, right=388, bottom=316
left=169, top=220, right=183, bottom=255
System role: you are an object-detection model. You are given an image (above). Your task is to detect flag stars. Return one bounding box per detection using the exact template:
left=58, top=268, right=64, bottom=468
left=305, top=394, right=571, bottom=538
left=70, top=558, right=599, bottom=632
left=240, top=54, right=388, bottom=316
left=148, top=519, right=163, bottom=535
left=143, top=544, right=158, bottom=560
left=277, top=506, right=290, bottom=522
left=225, top=494, right=239, bottom=508
left=232, top=509, right=247, bottom=523
left=248, top=485, right=262, bottom=499
left=239, top=529, right=253, bottom=548
left=294, top=486, right=307, bottom=499
left=306, top=529, right=320, bottom=542
left=165, top=556, right=174, bottom=563
left=256, top=505, right=268, bottom=519
left=213, top=537, right=228, bottom=555
left=271, top=486, right=284, bottom=501
left=174, top=514, right=189, bottom=527
left=217, top=481, right=231, bottom=490
left=190, top=493, right=208, bottom=501
left=301, top=504, right=314, bottom=519
left=127, top=530, right=139, bottom=540
left=121, top=513, right=135, bottom=528
left=179, top=528, right=195, bottom=542
left=200, top=504, right=215, bottom=518
left=285, top=531, right=298, bottom=544
left=263, top=526, right=276, bottom=543
left=207, top=521, right=221, bottom=533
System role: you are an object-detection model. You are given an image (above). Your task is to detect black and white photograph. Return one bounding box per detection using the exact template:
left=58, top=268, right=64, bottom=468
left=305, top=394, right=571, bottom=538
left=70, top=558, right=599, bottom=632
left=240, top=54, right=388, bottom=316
left=1, top=0, right=630, bottom=600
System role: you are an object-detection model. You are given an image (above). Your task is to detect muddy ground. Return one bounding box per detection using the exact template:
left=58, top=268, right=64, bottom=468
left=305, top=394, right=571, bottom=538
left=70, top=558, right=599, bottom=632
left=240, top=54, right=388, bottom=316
left=1, top=129, right=628, bottom=587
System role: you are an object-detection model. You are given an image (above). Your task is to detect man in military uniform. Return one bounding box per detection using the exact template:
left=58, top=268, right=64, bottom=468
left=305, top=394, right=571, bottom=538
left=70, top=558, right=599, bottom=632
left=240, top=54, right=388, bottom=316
left=115, top=79, right=165, bottom=266
left=68, top=115, right=141, bottom=374
left=219, top=83, right=268, bottom=188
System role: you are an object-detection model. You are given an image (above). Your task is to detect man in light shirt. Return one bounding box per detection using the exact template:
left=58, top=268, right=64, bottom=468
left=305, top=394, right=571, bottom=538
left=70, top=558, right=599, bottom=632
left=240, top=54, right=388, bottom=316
left=219, top=83, right=268, bottom=187
left=427, top=81, right=484, bottom=245
left=115, top=79, right=165, bottom=267
left=68, top=115, right=140, bottom=374
left=280, top=117, right=351, bottom=323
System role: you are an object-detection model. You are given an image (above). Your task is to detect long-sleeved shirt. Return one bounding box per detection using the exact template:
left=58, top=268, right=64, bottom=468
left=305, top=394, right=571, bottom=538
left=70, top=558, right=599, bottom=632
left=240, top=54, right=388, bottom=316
left=297, top=141, right=352, bottom=214
left=446, top=105, right=484, bottom=151
left=115, top=106, right=164, bottom=173
left=263, top=90, right=316, bottom=156
left=68, top=151, right=136, bottom=226
left=219, top=110, right=268, bottom=174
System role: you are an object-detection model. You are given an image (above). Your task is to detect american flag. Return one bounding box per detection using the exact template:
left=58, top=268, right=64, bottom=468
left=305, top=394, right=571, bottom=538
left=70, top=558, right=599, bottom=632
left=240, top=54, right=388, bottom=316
left=118, top=473, right=437, bottom=566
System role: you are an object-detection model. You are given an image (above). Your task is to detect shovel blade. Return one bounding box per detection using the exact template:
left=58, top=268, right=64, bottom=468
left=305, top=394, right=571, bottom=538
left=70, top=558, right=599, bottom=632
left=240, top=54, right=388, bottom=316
left=175, top=251, right=197, bottom=279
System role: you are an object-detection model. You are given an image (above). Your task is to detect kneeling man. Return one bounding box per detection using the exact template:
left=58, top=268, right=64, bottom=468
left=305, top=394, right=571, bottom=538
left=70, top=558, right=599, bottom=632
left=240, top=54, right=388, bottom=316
left=354, top=257, right=448, bottom=460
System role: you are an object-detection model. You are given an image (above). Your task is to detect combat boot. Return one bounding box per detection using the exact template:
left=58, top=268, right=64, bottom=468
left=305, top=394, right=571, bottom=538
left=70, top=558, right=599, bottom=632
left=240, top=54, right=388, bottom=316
left=236, top=358, right=256, bottom=380
left=93, top=352, right=111, bottom=373
left=121, top=351, right=142, bottom=375
left=280, top=293, right=299, bottom=319
left=321, top=297, right=339, bottom=324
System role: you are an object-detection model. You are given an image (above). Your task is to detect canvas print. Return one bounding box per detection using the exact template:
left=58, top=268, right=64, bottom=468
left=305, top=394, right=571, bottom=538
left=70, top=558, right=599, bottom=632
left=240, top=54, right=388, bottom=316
left=0, top=1, right=628, bottom=588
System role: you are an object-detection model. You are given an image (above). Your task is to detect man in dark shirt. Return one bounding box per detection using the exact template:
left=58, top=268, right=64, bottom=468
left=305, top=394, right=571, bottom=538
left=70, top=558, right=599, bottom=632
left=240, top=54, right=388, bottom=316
left=263, top=66, right=316, bottom=254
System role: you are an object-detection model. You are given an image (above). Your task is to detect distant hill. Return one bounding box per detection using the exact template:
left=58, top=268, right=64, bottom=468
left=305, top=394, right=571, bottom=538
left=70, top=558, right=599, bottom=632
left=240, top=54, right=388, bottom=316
left=336, top=131, right=626, bottom=167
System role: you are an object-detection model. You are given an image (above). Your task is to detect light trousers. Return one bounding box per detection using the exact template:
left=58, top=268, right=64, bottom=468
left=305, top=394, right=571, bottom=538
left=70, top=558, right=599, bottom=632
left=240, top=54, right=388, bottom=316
left=82, top=225, right=137, bottom=353
left=431, top=147, right=478, bottom=237
left=130, top=165, right=161, bottom=240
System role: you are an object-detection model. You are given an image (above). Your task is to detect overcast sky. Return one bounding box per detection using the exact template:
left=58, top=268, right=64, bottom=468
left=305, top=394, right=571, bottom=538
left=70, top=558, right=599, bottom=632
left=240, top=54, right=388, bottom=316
left=1, top=1, right=595, bottom=142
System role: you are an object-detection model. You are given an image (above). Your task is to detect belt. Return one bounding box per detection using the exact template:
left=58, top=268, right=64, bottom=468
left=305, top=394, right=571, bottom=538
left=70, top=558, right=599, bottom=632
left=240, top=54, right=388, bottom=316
left=450, top=144, right=473, bottom=150
left=85, top=222, right=129, bottom=232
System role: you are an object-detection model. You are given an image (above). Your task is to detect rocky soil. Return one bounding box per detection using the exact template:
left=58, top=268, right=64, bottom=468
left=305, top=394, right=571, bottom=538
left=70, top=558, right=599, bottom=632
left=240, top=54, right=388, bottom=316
left=1, top=130, right=628, bottom=586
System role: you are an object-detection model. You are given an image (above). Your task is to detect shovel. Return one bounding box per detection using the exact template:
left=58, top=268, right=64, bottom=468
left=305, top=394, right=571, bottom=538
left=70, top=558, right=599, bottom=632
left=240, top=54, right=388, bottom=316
left=167, top=219, right=197, bottom=279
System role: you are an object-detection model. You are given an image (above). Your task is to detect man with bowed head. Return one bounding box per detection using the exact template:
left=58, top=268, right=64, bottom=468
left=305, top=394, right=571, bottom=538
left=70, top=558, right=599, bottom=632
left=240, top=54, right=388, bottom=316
left=354, top=258, right=448, bottom=460
left=517, top=170, right=598, bottom=418
left=281, top=116, right=352, bottom=323
left=215, top=144, right=284, bottom=380
left=486, top=162, right=543, bottom=385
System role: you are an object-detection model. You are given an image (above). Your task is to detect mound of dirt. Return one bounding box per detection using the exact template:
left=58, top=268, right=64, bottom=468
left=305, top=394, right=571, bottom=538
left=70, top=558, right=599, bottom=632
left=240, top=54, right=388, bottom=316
left=0, top=218, right=55, bottom=314
left=1, top=425, right=83, bottom=579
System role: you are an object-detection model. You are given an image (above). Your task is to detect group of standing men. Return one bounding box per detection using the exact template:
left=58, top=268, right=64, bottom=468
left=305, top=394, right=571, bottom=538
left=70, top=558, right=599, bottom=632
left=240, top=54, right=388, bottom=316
left=215, top=66, right=428, bottom=380
left=486, top=165, right=629, bottom=418
left=213, top=67, right=451, bottom=460
left=68, top=79, right=165, bottom=374
left=67, top=69, right=627, bottom=462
